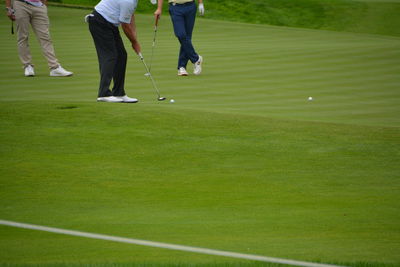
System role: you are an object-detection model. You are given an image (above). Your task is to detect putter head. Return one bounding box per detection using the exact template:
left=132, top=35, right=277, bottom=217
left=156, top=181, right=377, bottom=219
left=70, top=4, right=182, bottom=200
left=158, top=97, right=166, bottom=101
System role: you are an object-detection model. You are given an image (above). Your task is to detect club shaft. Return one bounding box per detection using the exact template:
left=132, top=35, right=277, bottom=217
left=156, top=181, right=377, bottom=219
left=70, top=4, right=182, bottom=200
left=148, top=23, right=158, bottom=72
left=139, top=53, right=161, bottom=98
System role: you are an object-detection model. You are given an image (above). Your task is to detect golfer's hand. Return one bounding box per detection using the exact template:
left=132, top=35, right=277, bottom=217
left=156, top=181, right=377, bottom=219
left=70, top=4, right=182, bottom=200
left=6, top=8, right=15, bottom=21
left=198, top=3, right=204, bottom=16
left=154, top=8, right=162, bottom=20
left=132, top=41, right=141, bottom=55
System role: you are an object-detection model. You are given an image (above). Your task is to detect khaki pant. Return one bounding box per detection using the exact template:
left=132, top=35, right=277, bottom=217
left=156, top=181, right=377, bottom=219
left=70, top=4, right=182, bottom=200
left=14, top=0, right=59, bottom=69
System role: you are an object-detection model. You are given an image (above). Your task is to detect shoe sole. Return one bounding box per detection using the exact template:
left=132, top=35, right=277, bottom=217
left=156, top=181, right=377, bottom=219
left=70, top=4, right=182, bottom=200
left=97, top=99, right=138, bottom=103
left=97, top=99, right=124, bottom=103
left=50, top=74, right=73, bottom=77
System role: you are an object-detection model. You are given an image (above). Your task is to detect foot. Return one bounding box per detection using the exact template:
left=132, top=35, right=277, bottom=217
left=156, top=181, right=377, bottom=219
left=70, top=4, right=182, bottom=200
left=115, top=95, right=138, bottom=103
left=24, top=65, right=35, bottom=77
left=178, top=67, right=188, bottom=76
left=97, top=96, right=124, bottom=103
left=193, top=55, right=203, bottom=75
left=50, top=66, right=73, bottom=77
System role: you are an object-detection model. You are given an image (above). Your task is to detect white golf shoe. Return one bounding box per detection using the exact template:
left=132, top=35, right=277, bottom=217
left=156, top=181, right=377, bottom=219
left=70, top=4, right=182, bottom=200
left=193, top=55, right=203, bottom=75
left=50, top=66, right=73, bottom=77
left=178, top=67, right=188, bottom=76
left=115, top=95, right=138, bottom=103
left=24, top=65, right=35, bottom=77
left=97, top=96, right=124, bottom=103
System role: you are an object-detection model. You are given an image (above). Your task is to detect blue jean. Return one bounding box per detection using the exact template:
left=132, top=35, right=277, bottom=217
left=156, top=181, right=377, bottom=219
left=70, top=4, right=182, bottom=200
left=169, top=1, right=200, bottom=69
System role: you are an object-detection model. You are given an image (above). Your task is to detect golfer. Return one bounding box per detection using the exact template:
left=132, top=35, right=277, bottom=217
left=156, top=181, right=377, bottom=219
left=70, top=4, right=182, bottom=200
left=154, top=0, right=204, bottom=76
left=5, top=0, right=73, bottom=77
left=87, top=0, right=141, bottom=103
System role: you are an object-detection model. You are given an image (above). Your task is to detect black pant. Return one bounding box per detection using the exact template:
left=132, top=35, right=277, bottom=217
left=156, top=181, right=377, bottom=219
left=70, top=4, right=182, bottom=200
left=89, top=11, right=127, bottom=97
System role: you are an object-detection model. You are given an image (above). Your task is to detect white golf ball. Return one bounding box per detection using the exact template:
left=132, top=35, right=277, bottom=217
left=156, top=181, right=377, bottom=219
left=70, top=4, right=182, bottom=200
left=150, top=0, right=157, bottom=4
left=308, top=96, right=313, bottom=101
left=170, top=99, right=175, bottom=103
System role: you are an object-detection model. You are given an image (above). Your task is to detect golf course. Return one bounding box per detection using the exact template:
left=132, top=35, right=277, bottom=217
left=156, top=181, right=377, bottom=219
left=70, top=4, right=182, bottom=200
left=0, top=0, right=399, bottom=266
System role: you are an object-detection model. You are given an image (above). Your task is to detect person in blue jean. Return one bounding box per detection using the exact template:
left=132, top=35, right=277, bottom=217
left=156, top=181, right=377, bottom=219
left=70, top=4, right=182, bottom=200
left=154, top=0, right=204, bottom=76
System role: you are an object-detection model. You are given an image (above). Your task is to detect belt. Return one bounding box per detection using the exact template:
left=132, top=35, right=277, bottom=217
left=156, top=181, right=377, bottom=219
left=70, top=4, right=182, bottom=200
left=16, top=0, right=43, bottom=6
left=170, top=1, right=194, bottom=6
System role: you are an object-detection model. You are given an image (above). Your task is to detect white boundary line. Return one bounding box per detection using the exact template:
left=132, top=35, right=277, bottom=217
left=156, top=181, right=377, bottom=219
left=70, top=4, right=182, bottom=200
left=0, top=219, right=346, bottom=267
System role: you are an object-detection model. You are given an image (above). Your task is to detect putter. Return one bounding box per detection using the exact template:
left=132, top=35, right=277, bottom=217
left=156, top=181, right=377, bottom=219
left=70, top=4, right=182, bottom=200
left=139, top=52, right=166, bottom=101
left=144, top=15, right=160, bottom=76
left=10, top=9, right=15, bottom=35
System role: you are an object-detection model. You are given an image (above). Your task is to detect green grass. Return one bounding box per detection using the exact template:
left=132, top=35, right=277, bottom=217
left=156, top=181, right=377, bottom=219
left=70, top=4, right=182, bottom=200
left=203, top=0, right=400, bottom=37
left=1, top=5, right=400, bottom=267
left=0, top=264, right=399, bottom=267
left=44, top=0, right=400, bottom=37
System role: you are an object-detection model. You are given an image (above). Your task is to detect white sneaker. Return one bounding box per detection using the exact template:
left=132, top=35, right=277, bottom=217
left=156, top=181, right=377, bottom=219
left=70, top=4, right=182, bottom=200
left=50, top=66, right=73, bottom=77
left=193, top=55, right=203, bottom=75
left=115, top=95, right=138, bottom=103
left=97, top=96, right=124, bottom=103
left=24, top=65, right=35, bottom=77
left=178, top=67, right=188, bottom=76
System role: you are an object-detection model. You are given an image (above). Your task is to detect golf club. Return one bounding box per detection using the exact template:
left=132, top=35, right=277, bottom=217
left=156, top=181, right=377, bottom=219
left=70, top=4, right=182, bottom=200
left=144, top=15, right=160, bottom=76
left=10, top=9, right=15, bottom=35
left=138, top=52, right=166, bottom=101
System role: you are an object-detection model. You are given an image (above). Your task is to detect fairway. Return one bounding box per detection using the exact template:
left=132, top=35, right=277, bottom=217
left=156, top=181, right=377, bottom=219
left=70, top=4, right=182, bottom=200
left=0, top=5, right=399, bottom=267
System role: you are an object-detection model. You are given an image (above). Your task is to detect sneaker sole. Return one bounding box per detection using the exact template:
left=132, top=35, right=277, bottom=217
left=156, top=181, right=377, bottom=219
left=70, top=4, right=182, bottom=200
left=50, top=72, right=73, bottom=77
left=97, top=99, right=124, bottom=103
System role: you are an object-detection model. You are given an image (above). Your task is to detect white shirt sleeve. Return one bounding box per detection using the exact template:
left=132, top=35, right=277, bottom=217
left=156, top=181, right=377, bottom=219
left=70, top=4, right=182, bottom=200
left=119, top=0, right=137, bottom=24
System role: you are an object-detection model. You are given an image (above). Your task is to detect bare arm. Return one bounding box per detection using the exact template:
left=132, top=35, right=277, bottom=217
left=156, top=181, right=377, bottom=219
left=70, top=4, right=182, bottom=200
left=154, top=0, right=163, bottom=19
left=121, top=14, right=141, bottom=54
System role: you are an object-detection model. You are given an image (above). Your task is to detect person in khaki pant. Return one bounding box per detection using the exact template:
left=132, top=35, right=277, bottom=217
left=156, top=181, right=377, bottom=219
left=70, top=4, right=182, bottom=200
left=5, top=0, right=73, bottom=77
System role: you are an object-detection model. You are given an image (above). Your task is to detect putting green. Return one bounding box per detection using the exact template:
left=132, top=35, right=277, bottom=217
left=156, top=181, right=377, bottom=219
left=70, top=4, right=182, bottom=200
left=0, top=6, right=399, bottom=267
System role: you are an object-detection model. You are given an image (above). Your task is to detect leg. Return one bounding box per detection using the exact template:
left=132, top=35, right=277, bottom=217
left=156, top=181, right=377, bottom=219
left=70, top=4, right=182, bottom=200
left=183, top=1, right=197, bottom=60
left=111, top=28, right=127, bottom=97
left=178, top=44, right=188, bottom=69
left=169, top=6, right=187, bottom=69
left=14, top=1, right=33, bottom=68
left=89, top=14, right=118, bottom=97
left=30, top=5, right=59, bottom=69
left=169, top=3, right=198, bottom=68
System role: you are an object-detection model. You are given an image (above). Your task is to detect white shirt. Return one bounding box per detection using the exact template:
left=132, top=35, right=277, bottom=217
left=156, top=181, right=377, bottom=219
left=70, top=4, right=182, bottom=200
left=95, top=0, right=138, bottom=26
